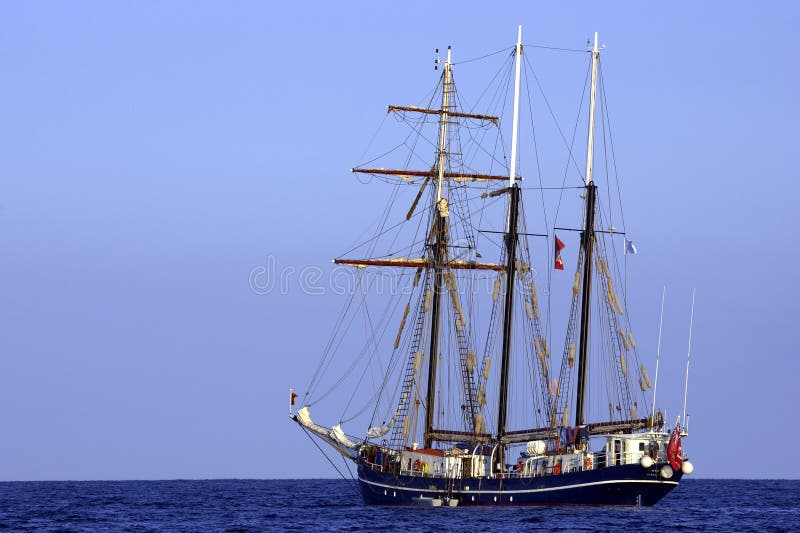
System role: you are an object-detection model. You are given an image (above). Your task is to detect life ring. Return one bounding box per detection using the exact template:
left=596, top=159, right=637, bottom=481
left=584, top=456, right=592, bottom=470
left=516, top=460, right=525, bottom=473
left=412, top=459, right=422, bottom=471
left=553, top=462, right=562, bottom=475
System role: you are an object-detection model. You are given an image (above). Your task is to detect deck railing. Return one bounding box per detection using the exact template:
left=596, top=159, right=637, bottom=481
left=363, top=447, right=668, bottom=478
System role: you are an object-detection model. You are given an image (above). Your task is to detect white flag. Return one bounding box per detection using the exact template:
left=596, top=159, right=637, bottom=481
left=625, top=239, right=638, bottom=255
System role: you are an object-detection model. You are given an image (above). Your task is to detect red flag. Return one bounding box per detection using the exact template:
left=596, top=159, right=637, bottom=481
left=554, top=235, right=565, bottom=270
left=667, top=423, right=683, bottom=471
left=290, top=391, right=298, bottom=406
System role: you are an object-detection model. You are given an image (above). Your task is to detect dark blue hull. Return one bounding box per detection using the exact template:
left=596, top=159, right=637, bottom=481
left=357, top=462, right=681, bottom=506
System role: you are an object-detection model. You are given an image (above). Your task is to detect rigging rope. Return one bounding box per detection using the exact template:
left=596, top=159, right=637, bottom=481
left=299, top=426, right=360, bottom=497
left=453, top=46, right=514, bottom=65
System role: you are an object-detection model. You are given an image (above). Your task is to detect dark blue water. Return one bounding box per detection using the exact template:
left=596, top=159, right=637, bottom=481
left=0, top=479, right=797, bottom=531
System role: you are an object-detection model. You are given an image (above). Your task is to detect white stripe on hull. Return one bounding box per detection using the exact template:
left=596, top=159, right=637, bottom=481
left=359, top=476, right=678, bottom=495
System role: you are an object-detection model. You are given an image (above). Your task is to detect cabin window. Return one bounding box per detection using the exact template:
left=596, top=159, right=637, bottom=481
left=648, top=442, right=658, bottom=459
left=639, top=442, right=645, bottom=452
left=614, top=440, right=622, bottom=465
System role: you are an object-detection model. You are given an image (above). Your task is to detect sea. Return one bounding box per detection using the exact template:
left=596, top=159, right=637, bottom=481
left=0, top=479, right=797, bottom=531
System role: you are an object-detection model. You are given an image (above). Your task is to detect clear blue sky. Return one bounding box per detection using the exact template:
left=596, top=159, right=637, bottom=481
left=0, top=1, right=797, bottom=480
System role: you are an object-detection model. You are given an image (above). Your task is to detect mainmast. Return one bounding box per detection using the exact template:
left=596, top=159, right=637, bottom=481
left=424, top=47, right=452, bottom=448
left=496, top=26, right=522, bottom=472
left=574, top=32, right=600, bottom=427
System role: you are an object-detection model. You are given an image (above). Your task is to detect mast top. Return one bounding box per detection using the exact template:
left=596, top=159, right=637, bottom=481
left=435, top=46, right=453, bottom=206
left=508, top=25, right=523, bottom=187
left=584, top=32, right=602, bottom=186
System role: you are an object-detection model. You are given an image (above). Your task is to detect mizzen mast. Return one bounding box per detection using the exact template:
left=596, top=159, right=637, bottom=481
left=574, top=32, right=601, bottom=427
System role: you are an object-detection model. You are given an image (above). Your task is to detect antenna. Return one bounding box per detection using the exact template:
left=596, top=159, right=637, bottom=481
left=651, top=286, right=665, bottom=425
left=682, top=289, right=696, bottom=431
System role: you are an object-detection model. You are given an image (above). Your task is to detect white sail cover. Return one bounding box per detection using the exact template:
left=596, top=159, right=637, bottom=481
left=294, top=406, right=359, bottom=458
left=330, top=424, right=358, bottom=449
left=366, top=424, right=391, bottom=439
left=296, top=406, right=312, bottom=425
left=367, top=392, right=408, bottom=439
left=295, top=406, right=332, bottom=440
left=367, top=412, right=397, bottom=439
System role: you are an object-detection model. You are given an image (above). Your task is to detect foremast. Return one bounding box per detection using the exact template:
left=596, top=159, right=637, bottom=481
left=423, top=47, right=453, bottom=448
left=336, top=46, right=504, bottom=451
left=574, top=32, right=600, bottom=427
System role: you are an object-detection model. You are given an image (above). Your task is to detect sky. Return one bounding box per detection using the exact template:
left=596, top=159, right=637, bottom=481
left=0, top=1, right=797, bottom=480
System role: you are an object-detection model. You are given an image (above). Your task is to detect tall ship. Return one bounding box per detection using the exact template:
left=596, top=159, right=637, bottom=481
left=290, top=28, right=694, bottom=506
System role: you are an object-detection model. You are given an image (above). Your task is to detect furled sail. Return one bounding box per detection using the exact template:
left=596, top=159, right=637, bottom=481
left=366, top=424, right=391, bottom=439
left=368, top=387, right=411, bottom=439
left=296, top=406, right=329, bottom=437
left=367, top=412, right=398, bottom=439
left=295, top=407, right=359, bottom=455
left=331, top=424, right=358, bottom=449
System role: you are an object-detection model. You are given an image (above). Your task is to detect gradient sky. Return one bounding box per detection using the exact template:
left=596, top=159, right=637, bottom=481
left=0, top=1, right=797, bottom=480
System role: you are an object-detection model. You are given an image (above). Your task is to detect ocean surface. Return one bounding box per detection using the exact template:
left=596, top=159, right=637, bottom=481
left=0, top=479, right=797, bottom=531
